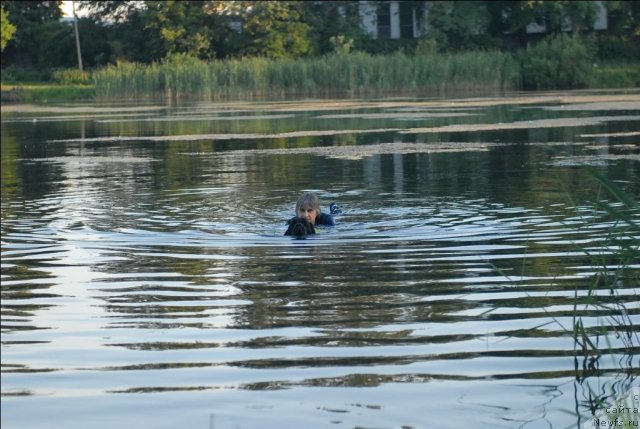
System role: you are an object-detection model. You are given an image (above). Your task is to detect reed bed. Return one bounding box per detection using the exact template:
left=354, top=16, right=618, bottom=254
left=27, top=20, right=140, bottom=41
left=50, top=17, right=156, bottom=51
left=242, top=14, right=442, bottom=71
left=93, top=51, right=521, bottom=101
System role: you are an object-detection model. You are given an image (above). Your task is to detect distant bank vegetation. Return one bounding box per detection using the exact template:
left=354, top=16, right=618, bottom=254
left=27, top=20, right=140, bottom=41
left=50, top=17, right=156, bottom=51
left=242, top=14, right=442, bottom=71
left=2, top=35, right=639, bottom=102
left=92, top=35, right=640, bottom=101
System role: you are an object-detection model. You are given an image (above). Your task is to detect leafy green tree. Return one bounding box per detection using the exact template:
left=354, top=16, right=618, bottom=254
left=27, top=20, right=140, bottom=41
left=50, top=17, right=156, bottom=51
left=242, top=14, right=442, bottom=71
left=486, top=1, right=599, bottom=48
left=299, top=0, right=363, bottom=55
left=2, top=1, right=62, bottom=67
left=236, top=1, right=311, bottom=59
left=1, top=6, right=17, bottom=51
left=594, top=0, right=640, bottom=59
left=143, top=1, right=216, bottom=59
left=424, top=1, right=495, bottom=51
left=606, top=0, right=640, bottom=36
left=79, top=0, right=239, bottom=62
left=77, top=0, right=141, bottom=23
left=34, top=20, right=76, bottom=68
left=83, top=3, right=162, bottom=63
left=515, top=0, right=598, bottom=36
left=34, top=18, right=110, bottom=68
left=0, top=0, right=110, bottom=70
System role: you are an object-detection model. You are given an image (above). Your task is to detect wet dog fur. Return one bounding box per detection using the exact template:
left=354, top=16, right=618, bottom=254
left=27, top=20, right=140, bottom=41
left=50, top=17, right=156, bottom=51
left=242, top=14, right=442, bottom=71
left=284, top=217, right=316, bottom=239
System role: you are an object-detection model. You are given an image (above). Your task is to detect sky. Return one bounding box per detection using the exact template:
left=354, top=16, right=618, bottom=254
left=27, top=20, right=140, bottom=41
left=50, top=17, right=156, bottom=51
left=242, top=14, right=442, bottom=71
left=61, top=1, right=87, bottom=18
left=61, top=1, right=74, bottom=17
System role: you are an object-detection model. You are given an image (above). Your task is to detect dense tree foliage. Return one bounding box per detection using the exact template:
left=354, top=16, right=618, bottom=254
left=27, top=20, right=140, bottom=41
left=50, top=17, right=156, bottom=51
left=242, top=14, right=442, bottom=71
left=237, top=1, right=312, bottom=58
left=2, top=0, right=62, bottom=66
left=1, top=6, right=17, bottom=51
left=425, top=1, right=495, bottom=51
left=0, top=0, right=637, bottom=74
left=144, top=1, right=217, bottom=59
left=300, top=1, right=362, bottom=55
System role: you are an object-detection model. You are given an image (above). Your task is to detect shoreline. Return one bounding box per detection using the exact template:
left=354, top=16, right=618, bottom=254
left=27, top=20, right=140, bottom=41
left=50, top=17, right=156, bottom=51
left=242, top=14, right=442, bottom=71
left=2, top=83, right=639, bottom=106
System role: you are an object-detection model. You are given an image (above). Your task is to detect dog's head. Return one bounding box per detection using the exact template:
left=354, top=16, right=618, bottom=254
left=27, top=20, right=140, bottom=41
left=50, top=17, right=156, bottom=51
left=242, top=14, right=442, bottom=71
left=284, top=217, right=316, bottom=239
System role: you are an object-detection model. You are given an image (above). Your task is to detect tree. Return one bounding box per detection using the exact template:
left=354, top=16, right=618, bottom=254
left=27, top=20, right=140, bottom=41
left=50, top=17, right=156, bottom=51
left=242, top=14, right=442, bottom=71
left=2, top=1, right=63, bottom=67
left=143, top=1, right=216, bottom=59
left=595, top=0, right=640, bottom=59
left=78, top=1, right=161, bottom=63
left=2, top=1, right=62, bottom=48
left=486, top=1, right=599, bottom=48
left=77, top=0, right=142, bottom=23
left=522, top=1, right=598, bottom=34
left=606, top=0, right=640, bottom=37
left=299, top=1, right=363, bottom=55
left=236, top=1, right=311, bottom=59
left=1, top=6, right=17, bottom=51
left=34, top=18, right=110, bottom=68
left=79, top=1, right=238, bottom=62
left=424, top=1, right=494, bottom=51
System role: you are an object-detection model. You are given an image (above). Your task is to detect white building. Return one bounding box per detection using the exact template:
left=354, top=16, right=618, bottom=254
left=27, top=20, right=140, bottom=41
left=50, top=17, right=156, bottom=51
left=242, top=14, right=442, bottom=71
left=359, top=1, right=425, bottom=39
left=357, top=1, right=608, bottom=40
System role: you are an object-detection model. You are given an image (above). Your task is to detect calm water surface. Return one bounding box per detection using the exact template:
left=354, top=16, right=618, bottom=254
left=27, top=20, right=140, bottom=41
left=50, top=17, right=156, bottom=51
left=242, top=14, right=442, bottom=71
left=1, top=91, right=639, bottom=429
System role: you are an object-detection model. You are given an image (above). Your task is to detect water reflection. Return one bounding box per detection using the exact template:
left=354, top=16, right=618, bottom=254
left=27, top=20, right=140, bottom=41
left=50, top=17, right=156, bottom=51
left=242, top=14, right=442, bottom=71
left=1, top=91, right=638, bottom=429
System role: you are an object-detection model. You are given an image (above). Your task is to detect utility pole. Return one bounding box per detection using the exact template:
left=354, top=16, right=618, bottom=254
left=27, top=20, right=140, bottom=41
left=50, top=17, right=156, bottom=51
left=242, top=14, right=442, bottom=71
left=72, top=0, right=83, bottom=72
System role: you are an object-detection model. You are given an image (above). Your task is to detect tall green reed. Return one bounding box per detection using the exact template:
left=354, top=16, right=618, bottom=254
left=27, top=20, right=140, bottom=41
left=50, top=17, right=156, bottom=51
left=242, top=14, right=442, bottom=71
left=495, top=168, right=639, bottom=427
left=572, top=169, right=638, bottom=356
left=93, top=50, right=521, bottom=101
left=566, top=168, right=639, bottom=428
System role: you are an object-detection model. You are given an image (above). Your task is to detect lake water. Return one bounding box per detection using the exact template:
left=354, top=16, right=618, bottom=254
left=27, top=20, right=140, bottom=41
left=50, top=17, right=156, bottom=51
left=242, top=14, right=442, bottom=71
left=1, top=91, right=639, bottom=429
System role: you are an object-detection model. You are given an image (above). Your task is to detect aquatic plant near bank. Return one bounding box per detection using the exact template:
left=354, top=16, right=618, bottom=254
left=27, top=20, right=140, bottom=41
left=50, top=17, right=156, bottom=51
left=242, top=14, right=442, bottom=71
left=93, top=51, right=521, bottom=100
left=572, top=170, right=638, bottom=357
left=564, top=169, right=639, bottom=427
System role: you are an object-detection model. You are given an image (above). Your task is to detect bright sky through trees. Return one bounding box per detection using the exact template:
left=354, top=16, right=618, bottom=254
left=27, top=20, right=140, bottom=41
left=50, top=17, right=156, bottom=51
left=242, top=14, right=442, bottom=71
left=61, top=1, right=87, bottom=18
left=61, top=1, right=73, bottom=17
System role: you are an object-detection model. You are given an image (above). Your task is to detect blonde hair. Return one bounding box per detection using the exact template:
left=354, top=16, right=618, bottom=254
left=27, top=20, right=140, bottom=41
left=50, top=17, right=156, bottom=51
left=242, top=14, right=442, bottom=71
left=295, top=192, right=321, bottom=216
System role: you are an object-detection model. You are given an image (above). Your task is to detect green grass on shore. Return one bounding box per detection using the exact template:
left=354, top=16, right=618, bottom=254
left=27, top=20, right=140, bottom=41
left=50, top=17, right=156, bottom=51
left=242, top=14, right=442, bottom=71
left=1, top=83, right=95, bottom=103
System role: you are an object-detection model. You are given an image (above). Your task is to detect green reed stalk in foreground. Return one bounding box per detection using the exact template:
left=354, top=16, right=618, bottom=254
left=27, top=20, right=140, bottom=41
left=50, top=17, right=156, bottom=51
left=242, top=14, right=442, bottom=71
left=567, top=169, right=639, bottom=428
left=93, top=51, right=521, bottom=100
left=573, top=169, right=638, bottom=357
left=497, top=168, right=639, bottom=427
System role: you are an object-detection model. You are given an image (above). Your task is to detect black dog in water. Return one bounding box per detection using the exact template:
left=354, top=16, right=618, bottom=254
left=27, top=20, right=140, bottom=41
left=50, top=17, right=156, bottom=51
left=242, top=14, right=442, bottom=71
left=284, top=217, right=316, bottom=239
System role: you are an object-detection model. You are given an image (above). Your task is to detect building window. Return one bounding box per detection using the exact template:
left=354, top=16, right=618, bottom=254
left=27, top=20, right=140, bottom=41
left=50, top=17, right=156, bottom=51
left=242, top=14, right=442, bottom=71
left=377, top=2, right=391, bottom=38
left=399, top=2, right=414, bottom=38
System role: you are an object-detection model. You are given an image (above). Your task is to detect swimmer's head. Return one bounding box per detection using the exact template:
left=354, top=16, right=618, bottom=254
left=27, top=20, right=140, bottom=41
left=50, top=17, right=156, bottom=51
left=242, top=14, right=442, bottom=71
left=295, top=192, right=321, bottom=225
